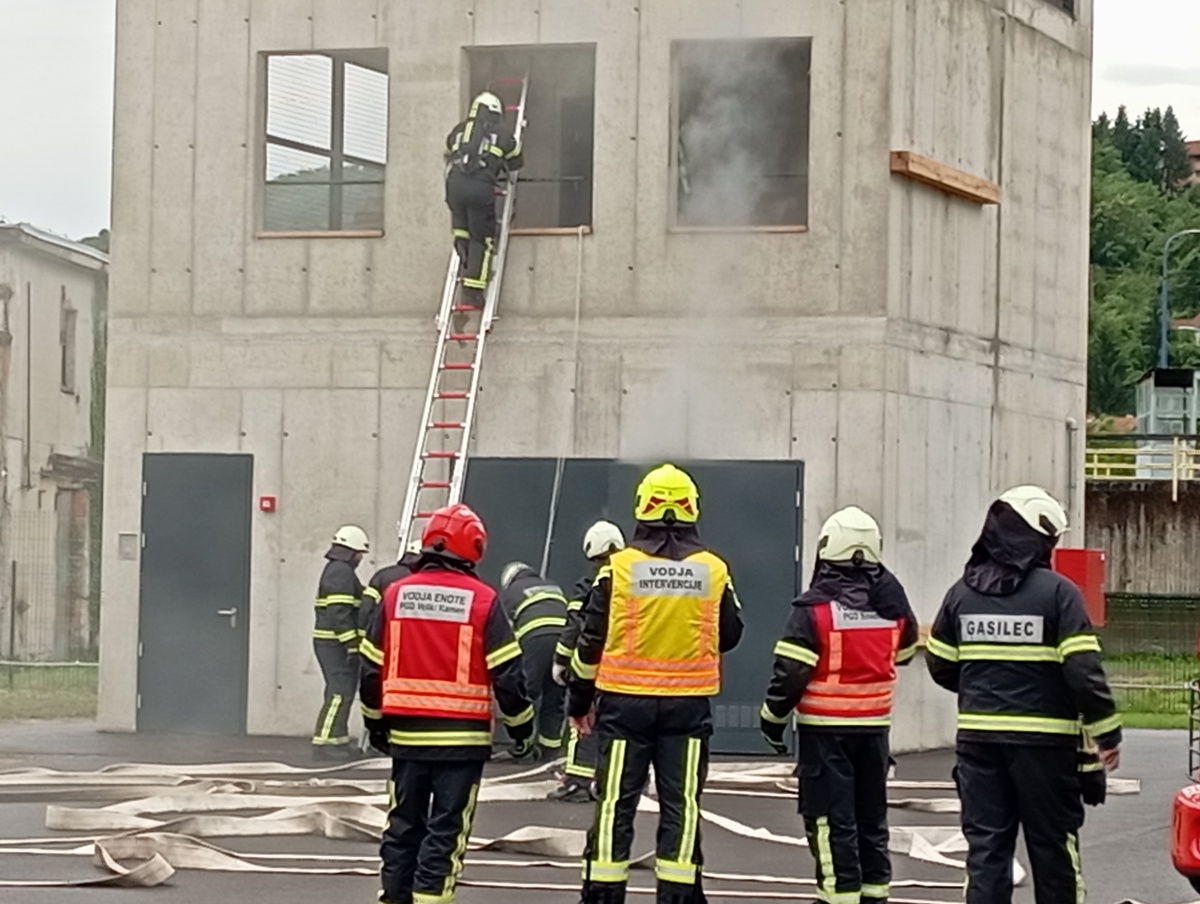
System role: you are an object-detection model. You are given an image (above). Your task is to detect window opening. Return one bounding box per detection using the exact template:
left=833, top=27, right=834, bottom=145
left=465, top=44, right=596, bottom=231
left=672, top=39, right=811, bottom=229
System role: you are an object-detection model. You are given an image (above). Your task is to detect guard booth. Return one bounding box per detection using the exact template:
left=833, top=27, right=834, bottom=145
left=1135, top=368, right=1200, bottom=478
left=464, top=458, right=804, bottom=754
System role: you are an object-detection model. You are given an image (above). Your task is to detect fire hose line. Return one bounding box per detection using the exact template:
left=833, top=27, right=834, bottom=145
left=0, top=759, right=1139, bottom=893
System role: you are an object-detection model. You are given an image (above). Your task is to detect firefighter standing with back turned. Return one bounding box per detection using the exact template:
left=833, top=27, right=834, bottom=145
left=360, top=540, right=424, bottom=652
left=445, top=91, right=523, bottom=303
left=927, top=486, right=1122, bottom=904
left=760, top=506, right=918, bottom=904
left=568, top=464, right=744, bottom=904
left=311, top=525, right=370, bottom=760
left=549, top=520, right=627, bottom=802
left=498, top=560, right=570, bottom=757
left=359, top=504, right=535, bottom=904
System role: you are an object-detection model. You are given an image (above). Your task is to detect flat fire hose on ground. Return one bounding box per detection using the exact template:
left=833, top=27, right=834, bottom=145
left=0, top=759, right=1140, bottom=895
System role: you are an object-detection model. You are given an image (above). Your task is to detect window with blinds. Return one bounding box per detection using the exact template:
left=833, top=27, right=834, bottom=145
left=262, top=50, right=389, bottom=235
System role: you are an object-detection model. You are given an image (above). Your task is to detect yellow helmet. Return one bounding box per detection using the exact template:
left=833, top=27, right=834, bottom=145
left=634, top=464, right=700, bottom=524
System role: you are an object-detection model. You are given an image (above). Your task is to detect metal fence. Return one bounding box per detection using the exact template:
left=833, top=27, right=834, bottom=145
left=0, top=502, right=98, bottom=721
left=0, top=660, right=98, bottom=720
left=1100, top=594, right=1200, bottom=717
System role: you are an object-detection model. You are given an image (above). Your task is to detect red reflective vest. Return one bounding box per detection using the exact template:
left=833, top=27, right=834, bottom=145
left=796, top=601, right=904, bottom=729
left=380, top=570, right=495, bottom=723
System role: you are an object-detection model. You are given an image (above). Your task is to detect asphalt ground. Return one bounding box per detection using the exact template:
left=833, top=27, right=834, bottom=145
left=0, top=721, right=1193, bottom=903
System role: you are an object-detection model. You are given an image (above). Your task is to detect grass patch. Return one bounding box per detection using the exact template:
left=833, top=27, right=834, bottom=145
left=0, top=665, right=98, bottom=721
left=1120, top=711, right=1190, bottom=730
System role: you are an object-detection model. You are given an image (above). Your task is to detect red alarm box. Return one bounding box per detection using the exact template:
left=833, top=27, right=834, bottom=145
left=1051, top=548, right=1107, bottom=627
left=1173, top=784, right=1200, bottom=886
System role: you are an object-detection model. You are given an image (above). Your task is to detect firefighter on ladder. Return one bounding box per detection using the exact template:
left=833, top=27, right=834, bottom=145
left=568, top=464, right=744, bottom=904
left=499, top=561, right=570, bottom=758
left=549, top=520, right=627, bottom=802
left=760, top=506, right=919, bottom=904
left=311, top=525, right=370, bottom=760
left=360, top=503, right=535, bottom=904
left=927, top=486, right=1121, bottom=904
left=445, top=91, right=523, bottom=304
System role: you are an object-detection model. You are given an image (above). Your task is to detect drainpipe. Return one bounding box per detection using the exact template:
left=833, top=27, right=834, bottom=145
left=1066, top=417, right=1080, bottom=529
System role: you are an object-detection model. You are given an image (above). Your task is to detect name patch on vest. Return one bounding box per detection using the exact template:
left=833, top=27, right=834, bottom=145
left=631, top=560, right=710, bottom=597
left=960, top=614, right=1044, bottom=643
left=396, top=585, right=473, bottom=623
left=831, top=603, right=897, bottom=630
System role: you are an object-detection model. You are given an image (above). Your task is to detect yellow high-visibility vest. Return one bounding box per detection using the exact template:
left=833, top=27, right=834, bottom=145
left=596, top=547, right=728, bottom=697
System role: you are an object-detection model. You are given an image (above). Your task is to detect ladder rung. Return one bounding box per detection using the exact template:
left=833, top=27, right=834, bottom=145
left=504, top=105, right=520, bottom=112
left=423, top=451, right=459, bottom=459
left=441, top=362, right=474, bottom=371
left=431, top=421, right=465, bottom=429
left=493, top=77, right=524, bottom=85
left=421, top=481, right=452, bottom=489
left=436, top=392, right=469, bottom=400
left=448, top=333, right=479, bottom=342
left=452, top=304, right=483, bottom=312
left=415, top=511, right=437, bottom=519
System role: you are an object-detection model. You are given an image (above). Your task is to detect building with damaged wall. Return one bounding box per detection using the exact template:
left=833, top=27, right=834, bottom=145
left=99, top=0, right=1094, bottom=751
left=0, top=225, right=105, bottom=662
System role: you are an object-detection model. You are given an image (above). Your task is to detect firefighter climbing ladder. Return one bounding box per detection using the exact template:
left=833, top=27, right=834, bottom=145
left=397, top=76, right=529, bottom=553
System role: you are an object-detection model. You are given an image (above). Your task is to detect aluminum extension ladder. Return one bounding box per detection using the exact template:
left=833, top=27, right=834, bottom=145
left=396, top=76, right=529, bottom=554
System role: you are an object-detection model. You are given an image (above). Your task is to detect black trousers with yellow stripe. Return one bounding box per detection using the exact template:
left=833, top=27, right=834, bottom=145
left=446, top=171, right=496, bottom=291
left=521, top=632, right=566, bottom=751
left=381, top=758, right=484, bottom=904
left=954, top=741, right=1085, bottom=904
left=797, top=730, right=892, bottom=904
left=583, top=694, right=711, bottom=904
left=312, top=638, right=358, bottom=748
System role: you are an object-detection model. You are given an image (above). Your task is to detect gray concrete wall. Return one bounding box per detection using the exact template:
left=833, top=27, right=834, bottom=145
left=100, top=0, right=1094, bottom=750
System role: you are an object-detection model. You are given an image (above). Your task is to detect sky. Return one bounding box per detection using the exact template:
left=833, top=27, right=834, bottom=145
left=0, top=0, right=1198, bottom=240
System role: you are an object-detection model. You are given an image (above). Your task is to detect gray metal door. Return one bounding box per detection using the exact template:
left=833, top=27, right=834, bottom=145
left=465, top=458, right=803, bottom=753
left=137, top=454, right=252, bottom=734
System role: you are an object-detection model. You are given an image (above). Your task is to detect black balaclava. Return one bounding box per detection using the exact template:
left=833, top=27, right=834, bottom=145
left=795, top=557, right=910, bottom=620
left=963, top=500, right=1057, bottom=596
left=631, top=516, right=705, bottom=561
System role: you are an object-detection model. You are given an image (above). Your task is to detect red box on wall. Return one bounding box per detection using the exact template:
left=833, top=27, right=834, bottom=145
left=1052, top=548, right=1107, bottom=627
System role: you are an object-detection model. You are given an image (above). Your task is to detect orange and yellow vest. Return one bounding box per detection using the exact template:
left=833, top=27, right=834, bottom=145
left=795, top=601, right=905, bottom=728
left=595, top=547, right=728, bottom=697
left=380, top=570, right=495, bottom=723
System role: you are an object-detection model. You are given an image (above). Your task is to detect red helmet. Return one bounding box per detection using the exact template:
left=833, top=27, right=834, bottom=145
left=421, top=503, right=488, bottom=564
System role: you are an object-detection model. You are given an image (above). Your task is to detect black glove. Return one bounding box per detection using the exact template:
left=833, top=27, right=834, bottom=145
left=760, top=715, right=788, bottom=756
left=1079, top=753, right=1107, bottom=806
left=364, top=718, right=389, bottom=756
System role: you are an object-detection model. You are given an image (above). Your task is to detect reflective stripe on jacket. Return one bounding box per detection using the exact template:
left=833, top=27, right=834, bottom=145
left=595, top=547, right=728, bottom=697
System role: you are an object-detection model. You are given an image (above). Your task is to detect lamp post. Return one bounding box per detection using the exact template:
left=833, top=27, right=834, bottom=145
left=1159, top=229, right=1200, bottom=368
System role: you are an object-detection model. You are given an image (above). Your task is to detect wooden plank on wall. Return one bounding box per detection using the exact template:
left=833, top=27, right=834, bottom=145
left=890, top=150, right=1001, bottom=205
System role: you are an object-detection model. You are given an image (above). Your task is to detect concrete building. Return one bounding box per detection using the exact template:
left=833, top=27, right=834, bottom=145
left=99, top=0, right=1095, bottom=750
left=0, top=224, right=106, bottom=662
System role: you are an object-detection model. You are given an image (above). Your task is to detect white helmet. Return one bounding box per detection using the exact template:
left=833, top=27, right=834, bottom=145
left=332, top=525, right=370, bottom=553
left=998, top=485, right=1068, bottom=538
left=583, top=520, right=625, bottom=560
left=817, top=506, right=882, bottom=564
left=501, top=561, right=531, bottom=589
left=472, top=91, right=503, bottom=116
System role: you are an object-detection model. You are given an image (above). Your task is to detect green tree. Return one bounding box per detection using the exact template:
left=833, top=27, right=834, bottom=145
left=1162, top=107, right=1192, bottom=191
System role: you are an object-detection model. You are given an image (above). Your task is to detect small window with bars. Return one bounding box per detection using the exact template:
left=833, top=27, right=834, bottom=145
left=262, top=50, right=389, bottom=235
